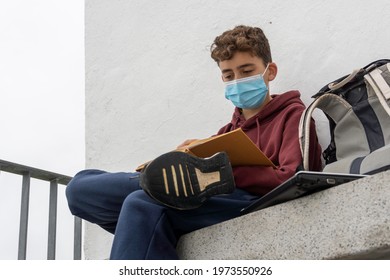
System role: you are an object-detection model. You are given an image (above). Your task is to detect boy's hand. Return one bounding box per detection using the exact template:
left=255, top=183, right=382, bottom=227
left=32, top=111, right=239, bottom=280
left=177, top=139, right=199, bottom=149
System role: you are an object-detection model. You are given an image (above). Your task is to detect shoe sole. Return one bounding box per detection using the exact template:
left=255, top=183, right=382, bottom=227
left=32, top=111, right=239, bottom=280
left=140, top=151, right=235, bottom=210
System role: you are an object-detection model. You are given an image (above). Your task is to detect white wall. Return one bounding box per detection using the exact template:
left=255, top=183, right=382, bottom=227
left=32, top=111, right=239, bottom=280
left=85, top=0, right=390, bottom=259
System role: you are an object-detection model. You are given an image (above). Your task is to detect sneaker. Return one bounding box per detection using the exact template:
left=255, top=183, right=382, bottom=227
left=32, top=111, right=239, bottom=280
left=139, top=151, right=235, bottom=210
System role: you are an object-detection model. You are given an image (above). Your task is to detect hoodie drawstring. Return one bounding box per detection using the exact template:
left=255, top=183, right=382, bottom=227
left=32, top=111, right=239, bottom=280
left=255, top=117, right=261, bottom=148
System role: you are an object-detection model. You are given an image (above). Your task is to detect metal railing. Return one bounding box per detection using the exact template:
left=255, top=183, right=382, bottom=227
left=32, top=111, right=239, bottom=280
left=0, top=159, right=82, bottom=260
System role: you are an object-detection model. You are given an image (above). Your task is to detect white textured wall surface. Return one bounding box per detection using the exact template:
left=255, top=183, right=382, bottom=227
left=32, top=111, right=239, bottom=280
left=85, top=0, right=390, bottom=259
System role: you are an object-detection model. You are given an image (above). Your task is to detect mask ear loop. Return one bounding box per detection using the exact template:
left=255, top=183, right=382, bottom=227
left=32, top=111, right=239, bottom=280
left=262, top=63, right=270, bottom=77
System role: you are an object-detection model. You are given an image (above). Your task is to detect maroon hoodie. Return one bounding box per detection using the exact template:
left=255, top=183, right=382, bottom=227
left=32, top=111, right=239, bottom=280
left=217, top=90, right=322, bottom=196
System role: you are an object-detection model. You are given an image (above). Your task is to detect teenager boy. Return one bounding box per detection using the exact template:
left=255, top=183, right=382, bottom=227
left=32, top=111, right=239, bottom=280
left=66, top=25, right=322, bottom=259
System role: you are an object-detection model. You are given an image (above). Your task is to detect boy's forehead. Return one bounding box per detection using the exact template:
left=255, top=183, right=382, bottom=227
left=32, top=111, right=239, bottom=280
left=219, top=52, right=265, bottom=71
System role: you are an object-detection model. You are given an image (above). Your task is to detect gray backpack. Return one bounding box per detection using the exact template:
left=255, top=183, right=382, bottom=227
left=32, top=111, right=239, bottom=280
left=300, top=59, right=390, bottom=174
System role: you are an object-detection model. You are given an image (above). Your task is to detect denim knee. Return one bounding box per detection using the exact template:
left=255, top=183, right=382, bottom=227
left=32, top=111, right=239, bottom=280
left=65, top=169, right=101, bottom=215
left=121, top=189, right=158, bottom=212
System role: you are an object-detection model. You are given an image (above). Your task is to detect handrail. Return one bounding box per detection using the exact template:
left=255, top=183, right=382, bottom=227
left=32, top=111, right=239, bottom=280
left=0, top=159, right=72, bottom=185
left=0, top=159, right=82, bottom=260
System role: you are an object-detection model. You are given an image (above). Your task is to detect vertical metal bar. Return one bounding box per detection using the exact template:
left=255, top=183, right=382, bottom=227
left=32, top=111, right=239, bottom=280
left=18, top=172, right=30, bottom=260
left=73, top=217, right=82, bottom=260
left=47, top=179, right=58, bottom=260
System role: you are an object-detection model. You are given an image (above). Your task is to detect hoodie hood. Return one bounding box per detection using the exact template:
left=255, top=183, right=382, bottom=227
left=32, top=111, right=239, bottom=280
left=215, top=90, right=322, bottom=196
left=230, top=90, right=304, bottom=130
left=225, top=90, right=304, bottom=147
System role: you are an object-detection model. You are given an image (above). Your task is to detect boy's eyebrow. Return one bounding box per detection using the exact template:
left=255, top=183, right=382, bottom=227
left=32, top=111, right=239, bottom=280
left=221, top=63, right=256, bottom=73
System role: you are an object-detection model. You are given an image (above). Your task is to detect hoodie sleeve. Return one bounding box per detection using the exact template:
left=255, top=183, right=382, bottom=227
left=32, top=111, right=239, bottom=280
left=232, top=107, right=322, bottom=196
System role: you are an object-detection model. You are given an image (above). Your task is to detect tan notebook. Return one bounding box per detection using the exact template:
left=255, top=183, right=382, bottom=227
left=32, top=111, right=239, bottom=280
left=136, top=128, right=275, bottom=171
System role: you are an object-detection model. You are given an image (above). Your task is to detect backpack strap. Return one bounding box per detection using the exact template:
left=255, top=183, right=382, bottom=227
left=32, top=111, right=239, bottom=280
left=299, top=93, right=351, bottom=170
left=328, top=68, right=361, bottom=91
left=314, top=59, right=390, bottom=98
left=365, top=63, right=390, bottom=117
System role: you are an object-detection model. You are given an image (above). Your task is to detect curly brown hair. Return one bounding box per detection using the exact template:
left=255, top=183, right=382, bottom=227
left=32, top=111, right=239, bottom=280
left=210, top=25, right=272, bottom=65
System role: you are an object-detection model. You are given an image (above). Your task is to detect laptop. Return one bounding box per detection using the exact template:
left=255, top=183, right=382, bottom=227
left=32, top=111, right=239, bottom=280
left=240, top=171, right=366, bottom=215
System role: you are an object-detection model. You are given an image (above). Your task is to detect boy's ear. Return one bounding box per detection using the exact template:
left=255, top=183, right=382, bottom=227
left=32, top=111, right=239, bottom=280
left=267, top=62, right=278, bottom=82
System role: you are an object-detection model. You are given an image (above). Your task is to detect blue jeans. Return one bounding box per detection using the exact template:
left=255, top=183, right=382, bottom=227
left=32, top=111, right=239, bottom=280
left=66, top=169, right=258, bottom=259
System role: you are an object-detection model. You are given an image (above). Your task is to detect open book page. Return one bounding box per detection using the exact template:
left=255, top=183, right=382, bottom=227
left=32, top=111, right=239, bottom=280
left=135, top=128, right=275, bottom=171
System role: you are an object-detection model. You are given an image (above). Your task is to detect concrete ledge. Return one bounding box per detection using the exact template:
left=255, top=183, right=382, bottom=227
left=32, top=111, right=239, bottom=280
left=177, top=171, right=390, bottom=259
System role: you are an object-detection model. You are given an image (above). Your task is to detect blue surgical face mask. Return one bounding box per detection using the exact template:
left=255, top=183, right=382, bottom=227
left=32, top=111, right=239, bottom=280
left=224, top=64, right=269, bottom=109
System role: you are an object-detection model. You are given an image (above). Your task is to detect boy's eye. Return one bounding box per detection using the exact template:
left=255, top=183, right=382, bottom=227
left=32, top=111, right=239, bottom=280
left=243, top=70, right=253, bottom=74
left=223, top=74, right=233, bottom=81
